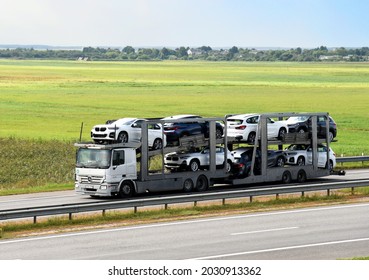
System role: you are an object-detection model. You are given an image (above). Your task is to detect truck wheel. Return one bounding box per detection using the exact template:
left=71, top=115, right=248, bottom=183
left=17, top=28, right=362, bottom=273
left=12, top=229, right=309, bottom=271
left=195, top=175, right=208, bottom=192
left=183, top=178, right=194, bottom=192
left=117, top=131, right=128, bottom=143
left=282, top=171, right=292, bottom=184
left=118, top=181, right=134, bottom=198
left=297, top=170, right=307, bottom=183
left=189, top=159, right=200, bottom=172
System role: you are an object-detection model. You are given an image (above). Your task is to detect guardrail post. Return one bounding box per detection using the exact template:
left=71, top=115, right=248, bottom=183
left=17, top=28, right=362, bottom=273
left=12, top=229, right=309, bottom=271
left=250, top=196, right=253, bottom=203
left=276, top=194, right=279, bottom=200
left=222, top=198, right=226, bottom=205
left=327, top=189, right=331, bottom=196
left=165, top=204, right=168, bottom=210
left=194, top=201, right=198, bottom=207
left=351, top=187, right=355, bottom=195
left=134, top=206, right=138, bottom=213
left=69, top=213, right=73, bottom=220
left=301, top=191, right=305, bottom=197
left=102, top=209, right=106, bottom=217
left=33, top=216, right=37, bottom=224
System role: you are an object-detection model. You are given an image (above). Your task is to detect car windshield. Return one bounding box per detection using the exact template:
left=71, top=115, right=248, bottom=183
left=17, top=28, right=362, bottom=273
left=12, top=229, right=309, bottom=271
left=287, top=116, right=309, bottom=123
left=228, top=119, right=243, bottom=125
left=76, top=148, right=111, bottom=169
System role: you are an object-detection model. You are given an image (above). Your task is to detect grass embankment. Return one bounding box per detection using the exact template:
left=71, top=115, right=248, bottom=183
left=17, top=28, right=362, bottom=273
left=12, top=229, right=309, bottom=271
left=0, top=138, right=75, bottom=194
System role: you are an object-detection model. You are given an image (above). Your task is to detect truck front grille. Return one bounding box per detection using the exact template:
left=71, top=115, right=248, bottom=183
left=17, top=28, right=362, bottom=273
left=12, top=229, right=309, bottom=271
left=79, top=175, right=104, bottom=184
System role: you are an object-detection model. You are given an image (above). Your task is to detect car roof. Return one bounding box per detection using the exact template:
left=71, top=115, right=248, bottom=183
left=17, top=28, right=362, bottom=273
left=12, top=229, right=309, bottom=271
left=227, top=113, right=258, bottom=120
left=161, top=114, right=202, bottom=120
left=231, top=147, right=253, bottom=156
left=112, top=117, right=140, bottom=124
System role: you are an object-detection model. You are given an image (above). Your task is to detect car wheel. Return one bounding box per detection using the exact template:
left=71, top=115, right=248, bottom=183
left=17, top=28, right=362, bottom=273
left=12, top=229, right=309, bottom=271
left=328, top=131, right=334, bottom=142
left=326, top=160, right=334, bottom=172
left=216, top=128, right=223, bottom=139
left=247, top=132, right=256, bottom=144
left=183, top=178, right=194, bottom=192
left=224, top=160, right=232, bottom=173
left=278, top=128, right=287, bottom=140
left=297, top=127, right=306, bottom=134
left=276, top=156, right=285, bottom=167
left=117, top=131, right=128, bottom=143
left=297, top=156, right=305, bottom=166
left=152, top=138, right=163, bottom=150
left=189, top=159, right=200, bottom=172
left=195, top=175, right=209, bottom=192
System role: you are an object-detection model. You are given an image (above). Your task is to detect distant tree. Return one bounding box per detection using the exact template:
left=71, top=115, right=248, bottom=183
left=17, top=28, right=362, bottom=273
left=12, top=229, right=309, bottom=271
left=229, top=46, right=239, bottom=54
left=176, top=46, right=188, bottom=58
left=122, top=46, right=135, bottom=54
left=200, top=46, right=212, bottom=52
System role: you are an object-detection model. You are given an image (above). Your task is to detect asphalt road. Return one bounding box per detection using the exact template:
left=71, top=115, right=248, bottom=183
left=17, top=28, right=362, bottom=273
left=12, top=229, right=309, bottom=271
left=0, top=169, right=368, bottom=211
left=0, top=202, right=368, bottom=260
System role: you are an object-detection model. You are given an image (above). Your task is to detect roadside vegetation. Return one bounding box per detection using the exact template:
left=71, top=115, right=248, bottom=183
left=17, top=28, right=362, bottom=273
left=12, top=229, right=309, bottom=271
left=0, top=60, right=369, bottom=193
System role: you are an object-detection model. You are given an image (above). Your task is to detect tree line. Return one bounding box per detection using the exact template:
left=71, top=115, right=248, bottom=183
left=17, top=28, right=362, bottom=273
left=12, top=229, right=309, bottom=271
left=1, top=45, right=369, bottom=62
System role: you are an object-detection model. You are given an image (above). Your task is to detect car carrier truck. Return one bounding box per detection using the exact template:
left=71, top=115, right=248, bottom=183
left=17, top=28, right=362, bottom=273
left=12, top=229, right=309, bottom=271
left=74, top=113, right=335, bottom=198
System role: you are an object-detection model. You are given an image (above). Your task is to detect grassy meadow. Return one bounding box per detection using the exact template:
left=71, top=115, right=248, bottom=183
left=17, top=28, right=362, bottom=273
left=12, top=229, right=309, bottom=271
left=1, top=59, right=369, bottom=192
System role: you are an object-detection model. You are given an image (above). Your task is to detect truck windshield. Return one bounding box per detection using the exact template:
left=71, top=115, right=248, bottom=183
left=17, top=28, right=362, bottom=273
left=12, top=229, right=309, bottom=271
left=76, top=148, right=111, bottom=169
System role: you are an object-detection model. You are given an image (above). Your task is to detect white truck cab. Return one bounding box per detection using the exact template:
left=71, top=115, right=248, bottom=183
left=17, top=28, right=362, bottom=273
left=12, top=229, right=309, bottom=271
left=75, top=143, right=138, bottom=197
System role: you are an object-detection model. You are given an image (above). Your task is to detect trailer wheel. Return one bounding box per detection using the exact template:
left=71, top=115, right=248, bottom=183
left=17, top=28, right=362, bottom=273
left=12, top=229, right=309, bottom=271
left=297, top=170, right=307, bottom=183
left=118, top=181, right=134, bottom=198
left=183, top=178, right=194, bottom=192
left=195, top=175, right=209, bottom=192
left=282, top=171, right=292, bottom=184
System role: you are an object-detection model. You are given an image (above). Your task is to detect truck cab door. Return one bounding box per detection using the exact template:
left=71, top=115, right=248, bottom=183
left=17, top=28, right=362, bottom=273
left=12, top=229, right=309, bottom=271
left=108, top=149, right=128, bottom=182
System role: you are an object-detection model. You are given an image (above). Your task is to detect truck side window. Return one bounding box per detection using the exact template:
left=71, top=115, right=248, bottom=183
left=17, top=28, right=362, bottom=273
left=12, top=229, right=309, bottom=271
left=113, top=150, right=125, bottom=166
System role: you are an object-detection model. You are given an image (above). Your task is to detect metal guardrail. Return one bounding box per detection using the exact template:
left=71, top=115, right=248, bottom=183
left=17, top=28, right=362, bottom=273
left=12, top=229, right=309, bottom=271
left=336, top=156, right=369, bottom=163
left=1, top=179, right=369, bottom=222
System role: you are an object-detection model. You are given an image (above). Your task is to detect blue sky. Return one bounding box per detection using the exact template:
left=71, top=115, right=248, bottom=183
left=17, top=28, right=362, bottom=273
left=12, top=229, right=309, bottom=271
left=1, top=0, right=368, bottom=48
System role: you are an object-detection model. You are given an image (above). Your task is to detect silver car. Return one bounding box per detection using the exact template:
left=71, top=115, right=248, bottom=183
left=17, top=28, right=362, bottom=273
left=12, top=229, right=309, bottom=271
left=164, top=146, right=234, bottom=172
left=285, top=144, right=336, bottom=171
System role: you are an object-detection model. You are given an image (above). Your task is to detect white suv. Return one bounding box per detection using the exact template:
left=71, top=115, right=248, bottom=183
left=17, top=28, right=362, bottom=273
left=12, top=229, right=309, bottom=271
left=91, top=118, right=166, bottom=149
left=227, top=114, right=287, bottom=143
left=164, top=146, right=234, bottom=172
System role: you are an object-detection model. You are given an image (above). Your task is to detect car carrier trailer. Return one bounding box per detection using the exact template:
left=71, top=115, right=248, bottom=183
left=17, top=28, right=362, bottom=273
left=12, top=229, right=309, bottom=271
left=74, top=113, right=335, bottom=198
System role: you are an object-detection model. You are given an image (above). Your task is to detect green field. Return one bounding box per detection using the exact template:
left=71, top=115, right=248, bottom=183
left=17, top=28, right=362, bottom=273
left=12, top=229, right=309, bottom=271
left=1, top=59, right=369, bottom=191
